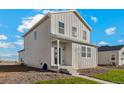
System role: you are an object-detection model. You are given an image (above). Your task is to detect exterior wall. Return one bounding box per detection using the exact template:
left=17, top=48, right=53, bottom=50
left=24, top=18, right=51, bottom=69
left=119, top=47, right=124, bottom=65
left=72, top=43, right=97, bottom=69
left=21, top=11, right=97, bottom=70
left=64, top=42, right=72, bottom=66
left=19, top=51, right=25, bottom=62
left=51, top=12, right=90, bottom=44
left=98, top=51, right=119, bottom=65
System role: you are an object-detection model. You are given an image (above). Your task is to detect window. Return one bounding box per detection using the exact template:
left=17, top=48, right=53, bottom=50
left=111, top=55, right=115, bottom=60
left=72, top=27, right=77, bottom=37
left=34, top=31, right=37, bottom=40
left=83, top=31, right=87, bottom=40
left=82, top=46, right=86, bottom=57
left=59, top=21, right=64, bottom=34
left=87, top=47, right=91, bottom=57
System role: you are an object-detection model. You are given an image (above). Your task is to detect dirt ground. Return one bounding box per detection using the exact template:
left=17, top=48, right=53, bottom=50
left=0, top=62, right=71, bottom=84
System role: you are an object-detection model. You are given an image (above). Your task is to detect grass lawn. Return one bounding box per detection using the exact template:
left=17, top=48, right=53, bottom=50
left=92, top=69, right=124, bottom=84
left=34, top=77, right=98, bottom=84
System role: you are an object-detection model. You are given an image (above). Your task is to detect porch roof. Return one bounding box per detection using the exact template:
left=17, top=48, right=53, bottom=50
left=51, top=34, right=98, bottom=48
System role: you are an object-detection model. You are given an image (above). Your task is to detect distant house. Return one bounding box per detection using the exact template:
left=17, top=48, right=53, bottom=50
left=18, top=10, right=97, bottom=73
left=98, top=45, right=124, bottom=66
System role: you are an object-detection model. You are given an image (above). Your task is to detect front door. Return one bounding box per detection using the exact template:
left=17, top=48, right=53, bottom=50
left=53, top=47, right=64, bottom=65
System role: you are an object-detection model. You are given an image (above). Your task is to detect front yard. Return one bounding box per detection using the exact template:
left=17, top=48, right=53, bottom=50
left=92, top=69, right=124, bottom=84
left=78, top=66, right=124, bottom=84
left=34, top=77, right=98, bottom=84
left=0, top=62, right=98, bottom=84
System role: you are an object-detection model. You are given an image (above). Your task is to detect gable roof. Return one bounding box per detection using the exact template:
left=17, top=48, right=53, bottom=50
left=50, top=10, right=92, bottom=31
left=98, top=45, right=124, bottom=52
left=23, top=10, right=92, bottom=37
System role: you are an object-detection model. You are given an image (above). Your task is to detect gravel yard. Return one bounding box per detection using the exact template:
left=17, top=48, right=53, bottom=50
left=0, top=63, right=71, bottom=84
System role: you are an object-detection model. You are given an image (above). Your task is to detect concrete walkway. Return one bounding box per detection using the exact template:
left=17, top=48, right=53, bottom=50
left=73, top=74, right=116, bottom=84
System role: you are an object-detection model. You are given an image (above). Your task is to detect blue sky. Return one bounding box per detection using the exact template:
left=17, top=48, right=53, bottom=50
left=0, top=9, right=124, bottom=61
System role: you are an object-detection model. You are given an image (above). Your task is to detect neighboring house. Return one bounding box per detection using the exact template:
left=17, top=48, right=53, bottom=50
left=98, top=45, right=124, bottom=66
left=18, top=49, right=25, bottom=63
left=18, top=10, right=97, bottom=72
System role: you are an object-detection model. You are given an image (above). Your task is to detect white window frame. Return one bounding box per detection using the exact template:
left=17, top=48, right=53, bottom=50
left=58, top=21, right=64, bottom=34
left=87, top=47, right=91, bottom=57
left=82, top=46, right=86, bottom=57
left=72, top=26, right=77, bottom=37
left=83, top=31, right=87, bottom=40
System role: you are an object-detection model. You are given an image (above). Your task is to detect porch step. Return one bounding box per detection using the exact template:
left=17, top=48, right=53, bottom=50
left=67, top=69, right=79, bottom=75
left=59, top=67, right=79, bottom=75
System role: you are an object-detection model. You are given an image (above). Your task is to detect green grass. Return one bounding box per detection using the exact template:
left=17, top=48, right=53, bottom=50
left=34, top=77, right=98, bottom=84
left=92, top=69, right=124, bottom=84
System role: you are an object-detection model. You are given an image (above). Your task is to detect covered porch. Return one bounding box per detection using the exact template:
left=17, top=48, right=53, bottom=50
left=51, top=39, right=73, bottom=69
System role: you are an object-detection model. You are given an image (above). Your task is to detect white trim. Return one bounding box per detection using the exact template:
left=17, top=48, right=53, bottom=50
left=57, top=39, right=60, bottom=70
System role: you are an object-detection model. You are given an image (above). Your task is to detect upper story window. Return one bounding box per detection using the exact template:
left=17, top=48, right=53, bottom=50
left=83, top=31, right=87, bottom=40
left=34, top=31, right=37, bottom=40
left=58, top=21, right=64, bottom=34
left=82, top=46, right=86, bottom=57
left=72, top=26, right=77, bottom=37
left=87, top=47, right=91, bottom=57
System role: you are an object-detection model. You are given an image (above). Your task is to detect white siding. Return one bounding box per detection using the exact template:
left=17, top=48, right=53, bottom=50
left=64, top=43, right=72, bottom=66
left=119, top=47, right=124, bottom=65
left=19, top=51, right=25, bottom=62
left=98, top=51, right=119, bottom=65
left=51, top=12, right=90, bottom=44
left=24, top=18, right=51, bottom=69
left=72, top=43, right=97, bottom=69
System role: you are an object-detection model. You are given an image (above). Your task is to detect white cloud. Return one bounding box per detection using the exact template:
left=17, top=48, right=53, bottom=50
left=17, top=14, right=44, bottom=32
left=91, top=16, right=98, bottom=23
left=17, top=9, right=69, bottom=33
left=0, top=53, right=17, bottom=57
left=0, top=42, right=14, bottom=48
left=118, top=39, right=124, bottom=43
left=35, top=9, right=68, bottom=14
left=105, top=27, right=116, bottom=35
left=0, top=35, right=7, bottom=40
left=0, top=51, right=18, bottom=61
left=42, top=9, right=52, bottom=14
left=14, top=39, right=24, bottom=46
left=99, top=41, right=108, bottom=46
left=15, top=35, right=21, bottom=39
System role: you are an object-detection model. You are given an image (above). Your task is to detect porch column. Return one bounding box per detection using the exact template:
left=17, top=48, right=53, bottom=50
left=57, top=39, right=60, bottom=70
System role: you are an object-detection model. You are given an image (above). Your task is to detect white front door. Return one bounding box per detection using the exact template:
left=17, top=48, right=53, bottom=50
left=51, top=47, right=64, bottom=66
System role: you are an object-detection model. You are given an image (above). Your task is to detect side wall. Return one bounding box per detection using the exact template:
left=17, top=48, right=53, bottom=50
left=24, top=18, right=51, bottom=69
left=98, top=51, right=119, bottom=65
left=72, top=43, right=97, bottom=69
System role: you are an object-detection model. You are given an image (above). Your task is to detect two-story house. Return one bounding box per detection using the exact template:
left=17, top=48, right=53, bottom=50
left=18, top=10, right=97, bottom=73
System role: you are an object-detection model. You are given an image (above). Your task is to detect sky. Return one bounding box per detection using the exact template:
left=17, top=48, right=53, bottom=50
left=0, top=9, right=124, bottom=61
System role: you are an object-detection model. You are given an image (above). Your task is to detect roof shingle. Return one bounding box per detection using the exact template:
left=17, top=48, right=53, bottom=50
left=98, top=45, right=124, bottom=51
